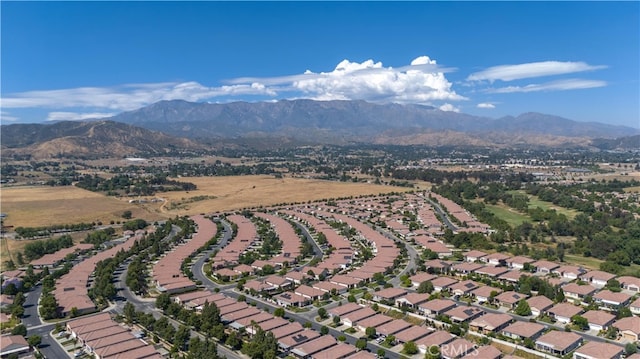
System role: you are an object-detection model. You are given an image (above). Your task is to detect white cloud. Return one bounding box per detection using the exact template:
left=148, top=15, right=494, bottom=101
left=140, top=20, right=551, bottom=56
left=486, top=78, right=607, bottom=93
left=1, top=56, right=464, bottom=116
left=477, top=103, right=496, bottom=109
left=46, top=112, right=117, bottom=121
left=439, top=103, right=460, bottom=112
left=467, top=61, right=607, bottom=82
left=2, top=81, right=276, bottom=111
left=1, top=111, right=19, bottom=122
left=227, top=56, right=464, bottom=104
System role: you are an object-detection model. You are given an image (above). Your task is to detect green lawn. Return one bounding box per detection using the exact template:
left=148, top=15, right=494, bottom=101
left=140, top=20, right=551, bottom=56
left=564, top=254, right=603, bottom=270
left=483, top=203, right=532, bottom=226
left=510, top=190, right=580, bottom=219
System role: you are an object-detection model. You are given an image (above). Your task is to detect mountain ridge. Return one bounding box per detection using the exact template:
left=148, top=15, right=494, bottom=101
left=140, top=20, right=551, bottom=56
left=105, top=99, right=638, bottom=141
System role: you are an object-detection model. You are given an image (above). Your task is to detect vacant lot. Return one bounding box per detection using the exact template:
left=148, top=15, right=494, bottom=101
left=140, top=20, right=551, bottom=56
left=154, top=175, right=406, bottom=215
left=0, top=185, right=157, bottom=228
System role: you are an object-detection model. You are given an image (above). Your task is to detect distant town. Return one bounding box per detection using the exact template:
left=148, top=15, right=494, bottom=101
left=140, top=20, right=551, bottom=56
left=1, top=144, right=639, bottom=359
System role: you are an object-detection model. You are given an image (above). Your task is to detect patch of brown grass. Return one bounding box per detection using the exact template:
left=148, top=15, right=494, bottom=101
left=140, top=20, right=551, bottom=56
left=154, top=175, right=408, bottom=215
left=0, top=185, right=160, bottom=228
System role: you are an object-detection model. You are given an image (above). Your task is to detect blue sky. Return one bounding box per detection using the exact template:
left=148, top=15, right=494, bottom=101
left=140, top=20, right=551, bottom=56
left=1, top=1, right=638, bottom=128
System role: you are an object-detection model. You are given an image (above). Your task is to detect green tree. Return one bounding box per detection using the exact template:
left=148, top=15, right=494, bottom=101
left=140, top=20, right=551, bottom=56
left=571, top=315, right=589, bottom=330
left=347, top=294, right=357, bottom=303
left=27, top=335, right=41, bottom=348
left=11, top=324, right=27, bottom=336
left=402, top=341, right=418, bottom=355
left=377, top=349, right=385, bottom=358
left=124, top=302, right=136, bottom=323
left=333, top=315, right=341, bottom=325
left=226, top=331, right=242, bottom=350
left=417, top=281, right=434, bottom=294
left=174, top=325, right=191, bottom=351
left=365, top=327, right=376, bottom=339
left=514, top=299, right=531, bottom=316
left=355, top=338, right=368, bottom=350
left=242, top=327, right=278, bottom=359
left=318, top=307, right=328, bottom=319
left=320, top=326, right=329, bottom=335
left=274, top=307, right=285, bottom=317
left=626, top=343, right=638, bottom=355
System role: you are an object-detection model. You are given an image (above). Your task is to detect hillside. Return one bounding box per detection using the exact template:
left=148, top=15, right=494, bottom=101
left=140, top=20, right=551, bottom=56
left=1, top=120, right=205, bottom=159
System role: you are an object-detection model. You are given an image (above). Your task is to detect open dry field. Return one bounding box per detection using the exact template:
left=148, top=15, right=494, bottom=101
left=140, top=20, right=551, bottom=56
left=0, top=185, right=159, bottom=228
left=153, top=175, right=408, bottom=216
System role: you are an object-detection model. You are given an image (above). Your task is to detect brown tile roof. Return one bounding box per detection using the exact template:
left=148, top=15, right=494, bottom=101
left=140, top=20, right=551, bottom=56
left=502, top=321, right=546, bottom=338
left=548, top=303, right=583, bottom=319
left=582, top=310, right=616, bottom=326
left=461, top=345, right=500, bottom=359
left=614, top=316, right=640, bottom=334
left=574, top=341, right=623, bottom=359
left=535, top=331, right=582, bottom=351
left=469, top=313, right=512, bottom=331
left=495, top=291, right=528, bottom=305
left=594, top=289, right=632, bottom=304
left=419, top=299, right=457, bottom=313
left=416, top=330, right=454, bottom=347
left=394, top=325, right=432, bottom=343
left=444, top=306, right=484, bottom=321
left=526, top=295, right=553, bottom=311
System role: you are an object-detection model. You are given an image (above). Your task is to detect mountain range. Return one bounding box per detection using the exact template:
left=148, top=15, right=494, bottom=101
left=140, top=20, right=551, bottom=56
left=108, top=99, right=639, bottom=142
left=2, top=99, right=638, bottom=158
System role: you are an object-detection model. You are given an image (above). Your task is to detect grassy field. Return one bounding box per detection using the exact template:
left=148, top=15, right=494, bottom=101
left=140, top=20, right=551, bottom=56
left=0, top=176, right=407, bottom=267
left=625, top=186, right=640, bottom=193
left=0, top=186, right=158, bottom=228
left=482, top=203, right=531, bottom=226
left=153, top=175, right=407, bottom=216
left=508, top=190, right=580, bottom=219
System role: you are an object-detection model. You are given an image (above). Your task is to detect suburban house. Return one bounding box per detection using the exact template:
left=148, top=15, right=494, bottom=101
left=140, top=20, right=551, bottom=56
left=469, top=313, right=513, bottom=334
left=483, top=252, right=510, bottom=266
left=342, top=307, right=376, bottom=328
left=507, top=256, right=535, bottom=270
left=501, top=321, right=546, bottom=341
left=593, top=290, right=632, bottom=310
left=395, top=293, right=430, bottom=310
left=580, top=270, right=616, bottom=287
left=376, top=319, right=412, bottom=339
left=613, top=316, right=640, bottom=342
left=290, top=335, right=337, bottom=359
left=410, top=272, right=437, bottom=288
left=572, top=341, right=623, bottom=359
left=394, top=326, right=432, bottom=345
left=444, top=306, right=484, bottom=324
left=535, top=331, right=583, bottom=356
left=548, top=303, right=584, bottom=324
left=618, top=276, right=640, bottom=292
left=533, top=260, right=560, bottom=274
left=463, top=250, right=487, bottom=263
left=355, top=314, right=393, bottom=332
left=430, top=276, right=458, bottom=292
left=581, top=310, right=616, bottom=331
left=526, top=295, right=554, bottom=317
left=562, top=283, right=598, bottom=301
left=372, top=287, right=407, bottom=303
left=471, top=286, right=502, bottom=304
left=494, top=291, right=528, bottom=310
left=449, top=280, right=480, bottom=297
left=552, top=265, right=586, bottom=280
left=474, top=266, right=509, bottom=279
left=463, top=345, right=501, bottom=359
left=415, top=331, right=454, bottom=354
left=418, top=299, right=457, bottom=318
left=440, top=338, right=476, bottom=359
left=630, top=297, right=640, bottom=315
left=0, top=335, right=32, bottom=358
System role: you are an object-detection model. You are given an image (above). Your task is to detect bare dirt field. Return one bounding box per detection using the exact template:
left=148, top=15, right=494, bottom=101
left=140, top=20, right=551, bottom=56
left=0, top=185, right=157, bottom=228
left=151, top=175, right=408, bottom=216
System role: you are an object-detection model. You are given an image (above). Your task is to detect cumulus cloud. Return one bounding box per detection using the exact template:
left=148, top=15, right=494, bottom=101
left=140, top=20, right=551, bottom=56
left=2, top=56, right=464, bottom=118
left=46, top=112, right=117, bottom=121
left=477, top=103, right=496, bottom=109
left=227, top=56, right=464, bottom=103
left=467, top=61, right=607, bottom=82
left=486, top=78, right=607, bottom=93
left=439, top=103, right=460, bottom=112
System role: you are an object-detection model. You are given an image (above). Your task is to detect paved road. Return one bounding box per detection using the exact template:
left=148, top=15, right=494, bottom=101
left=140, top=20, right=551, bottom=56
left=22, top=284, right=42, bottom=328
left=425, top=198, right=458, bottom=231
left=291, top=221, right=324, bottom=261
left=27, top=323, right=70, bottom=359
